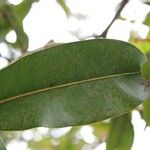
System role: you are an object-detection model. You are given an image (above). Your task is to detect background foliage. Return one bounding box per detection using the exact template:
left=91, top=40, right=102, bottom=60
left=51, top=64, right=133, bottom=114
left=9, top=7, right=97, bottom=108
left=0, top=0, right=150, bottom=149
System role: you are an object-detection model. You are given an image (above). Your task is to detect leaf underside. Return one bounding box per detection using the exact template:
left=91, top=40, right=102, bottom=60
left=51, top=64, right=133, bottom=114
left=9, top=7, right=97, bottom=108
left=0, top=39, right=148, bottom=130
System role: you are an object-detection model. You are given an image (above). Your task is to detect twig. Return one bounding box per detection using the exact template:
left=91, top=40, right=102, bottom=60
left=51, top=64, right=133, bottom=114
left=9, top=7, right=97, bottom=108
left=97, top=0, right=129, bottom=38
left=0, top=54, right=11, bottom=63
left=79, top=0, right=129, bottom=40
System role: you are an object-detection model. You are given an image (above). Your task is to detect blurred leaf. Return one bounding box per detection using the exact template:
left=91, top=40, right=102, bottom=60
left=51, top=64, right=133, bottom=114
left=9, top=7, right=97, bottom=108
left=147, top=31, right=150, bottom=39
left=143, top=100, right=150, bottom=126
left=0, top=18, right=9, bottom=42
left=29, top=127, right=81, bottom=150
left=145, top=0, right=150, bottom=5
left=0, top=39, right=148, bottom=130
left=13, top=0, right=40, bottom=21
left=6, top=4, right=29, bottom=52
left=11, top=20, right=29, bottom=52
left=146, top=51, right=150, bottom=61
left=107, top=114, right=134, bottom=150
left=57, top=0, right=70, bottom=16
left=144, top=12, right=150, bottom=27
left=0, top=2, right=10, bottom=41
left=141, top=62, right=150, bottom=80
left=0, top=2, right=29, bottom=52
left=0, top=137, right=6, bottom=150
left=59, top=128, right=80, bottom=150
left=145, top=2, right=150, bottom=5
left=130, top=39, right=150, bottom=53
left=29, top=138, right=52, bottom=150
left=93, top=122, right=110, bottom=142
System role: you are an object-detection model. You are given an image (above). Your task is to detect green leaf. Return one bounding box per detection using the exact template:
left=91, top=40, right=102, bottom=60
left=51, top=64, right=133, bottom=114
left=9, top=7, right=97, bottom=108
left=145, top=0, right=150, bottom=5
left=107, top=114, right=134, bottom=150
left=0, top=39, right=148, bottom=130
left=145, top=31, right=150, bottom=40
left=144, top=12, right=150, bottom=27
left=93, top=122, right=110, bottom=142
left=141, top=62, right=150, bottom=80
left=29, top=138, right=53, bottom=150
left=0, top=16, right=10, bottom=42
left=146, top=51, right=150, bottom=61
left=0, top=2, right=29, bottom=52
left=0, top=138, right=6, bottom=150
left=130, top=39, right=150, bottom=54
left=11, top=21, right=29, bottom=52
left=57, top=0, right=70, bottom=16
left=143, top=100, right=150, bottom=126
left=8, top=4, right=29, bottom=52
left=13, top=0, right=40, bottom=21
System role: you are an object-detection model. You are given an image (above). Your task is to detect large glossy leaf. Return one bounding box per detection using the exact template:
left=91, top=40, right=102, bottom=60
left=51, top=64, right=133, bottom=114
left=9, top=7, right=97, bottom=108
left=0, top=138, right=6, bottom=150
left=0, top=39, right=149, bottom=130
left=107, top=114, right=134, bottom=150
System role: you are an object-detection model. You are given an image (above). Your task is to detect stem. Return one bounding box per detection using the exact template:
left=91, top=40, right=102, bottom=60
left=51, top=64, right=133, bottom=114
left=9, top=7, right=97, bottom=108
left=97, top=0, right=129, bottom=38
left=80, top=0, right=129, bottom=40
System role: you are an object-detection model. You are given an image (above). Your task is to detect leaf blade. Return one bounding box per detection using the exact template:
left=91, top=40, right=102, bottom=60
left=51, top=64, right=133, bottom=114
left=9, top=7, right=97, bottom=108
left=0, top=39, right=148, bottom=130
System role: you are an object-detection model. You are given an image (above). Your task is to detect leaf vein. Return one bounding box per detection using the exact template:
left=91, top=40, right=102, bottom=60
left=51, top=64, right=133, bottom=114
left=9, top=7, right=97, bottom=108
left=0, top=72, right=140, bottom=104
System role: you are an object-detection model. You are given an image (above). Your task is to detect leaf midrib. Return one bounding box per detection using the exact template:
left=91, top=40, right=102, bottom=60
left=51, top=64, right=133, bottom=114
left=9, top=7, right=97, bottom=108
left=0, top=71, right=140, bottom=105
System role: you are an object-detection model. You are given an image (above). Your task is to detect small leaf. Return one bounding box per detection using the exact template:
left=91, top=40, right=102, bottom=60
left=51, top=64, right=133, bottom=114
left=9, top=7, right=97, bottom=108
left=0, top=137, right=6, bottom=150
left=144, top=12, right=150, bottom=27
left=130, top=39, right=150, bottom=54
left=13, top=0, right=40, bottom=21
left=107, top=114, right=134, bottom=150
left=143, top=99, right=150, bottom=126
left=0, top=39, right=148, bottom=130
left=0, top=2, right=29, bottom=52
left=57, top=0, right=70, bottom=16
left=11, top=22, right=29, bottom=52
